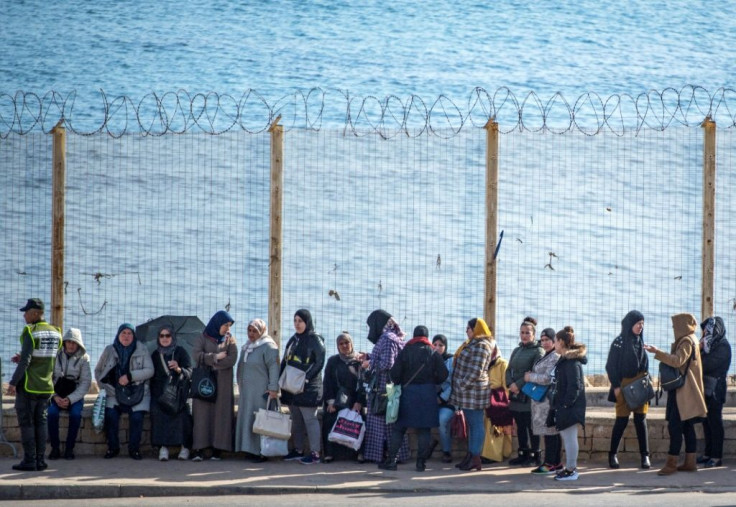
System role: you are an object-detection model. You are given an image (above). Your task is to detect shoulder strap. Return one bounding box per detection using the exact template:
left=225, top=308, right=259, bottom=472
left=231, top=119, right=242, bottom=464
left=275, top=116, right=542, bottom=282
left=404, top=349, right=432, bottom=387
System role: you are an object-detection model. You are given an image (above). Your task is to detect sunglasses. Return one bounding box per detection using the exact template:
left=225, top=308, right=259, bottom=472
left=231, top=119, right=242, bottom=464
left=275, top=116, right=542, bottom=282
left=159, top=333, right=172, bottom=338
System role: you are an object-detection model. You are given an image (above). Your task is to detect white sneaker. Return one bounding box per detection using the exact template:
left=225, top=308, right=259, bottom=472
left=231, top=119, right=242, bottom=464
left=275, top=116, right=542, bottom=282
left=178, top=447, right=190, bottom=460
left=159, top=446, right=169, bottom=462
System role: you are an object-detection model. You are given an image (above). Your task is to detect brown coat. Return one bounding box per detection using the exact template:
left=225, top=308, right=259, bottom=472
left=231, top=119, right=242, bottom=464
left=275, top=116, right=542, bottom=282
left=654, top=313, right=707, bottom=421
left=191, top=333, right=238, bottom=451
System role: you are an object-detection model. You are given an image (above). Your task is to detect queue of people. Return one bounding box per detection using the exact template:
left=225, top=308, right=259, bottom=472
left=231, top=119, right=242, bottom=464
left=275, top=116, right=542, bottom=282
left=6, top=298, right=732, bottom=481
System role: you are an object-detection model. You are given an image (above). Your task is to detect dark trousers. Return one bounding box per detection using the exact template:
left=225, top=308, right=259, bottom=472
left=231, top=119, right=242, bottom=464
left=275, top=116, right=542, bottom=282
left=610, top=413, right=649, bottom=455
left=105, top=405, right=145, bottom=453
left=14, top=388, right=51, bottom=462
left=543, top=434, right=562, bottom=465
left=512, top=410, right=540, bottom=451
left=389, top=426, right=431, bottom=460
left=667, top=403, right=697, bottom=455
left=702, top=398, right=724, bottom=459
left=47, top=398, right=84, bottom=451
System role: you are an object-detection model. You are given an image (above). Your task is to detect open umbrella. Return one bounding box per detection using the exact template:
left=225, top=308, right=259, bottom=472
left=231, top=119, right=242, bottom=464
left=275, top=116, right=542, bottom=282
left=135, top=315, right=206, bottom=359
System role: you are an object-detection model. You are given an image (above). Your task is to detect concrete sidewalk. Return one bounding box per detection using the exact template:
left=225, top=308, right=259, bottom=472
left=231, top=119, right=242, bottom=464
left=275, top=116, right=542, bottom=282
left=0, top=456, right=733, bottom=500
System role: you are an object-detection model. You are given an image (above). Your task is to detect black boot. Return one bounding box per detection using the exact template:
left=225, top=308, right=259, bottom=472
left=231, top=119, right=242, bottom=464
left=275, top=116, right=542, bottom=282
left=48, top=447, right=60, bottom=460
left=11, top=459, right=37, bottom=472
left=609, top=452, right=620, bottom=469
left=633, top=413, right=650, bottom=468
left=455, top=452, right=471, bottom=469
left=530, top=449, right=542, bottom=466
left=641, top=453, right=651, bottom=469
left=378, top=457, right=398, bottom=471
left=509, top=449, right=529, bottom=466
left=35, top=455, right=48, bottom=471
left=416, top=458, right=426, bottom=472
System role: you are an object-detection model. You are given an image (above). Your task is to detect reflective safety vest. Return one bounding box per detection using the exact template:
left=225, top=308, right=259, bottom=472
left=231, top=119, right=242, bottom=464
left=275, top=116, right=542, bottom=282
left=21, top=321, right=62, bottom=394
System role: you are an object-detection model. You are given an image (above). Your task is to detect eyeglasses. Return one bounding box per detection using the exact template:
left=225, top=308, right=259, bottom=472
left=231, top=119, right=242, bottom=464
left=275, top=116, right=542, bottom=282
left=159, top=333, right=172, bottom=338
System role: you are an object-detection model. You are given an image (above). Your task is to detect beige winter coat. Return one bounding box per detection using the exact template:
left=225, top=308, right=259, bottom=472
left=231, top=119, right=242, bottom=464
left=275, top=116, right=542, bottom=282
left=654, top=313, right=707, bottom=421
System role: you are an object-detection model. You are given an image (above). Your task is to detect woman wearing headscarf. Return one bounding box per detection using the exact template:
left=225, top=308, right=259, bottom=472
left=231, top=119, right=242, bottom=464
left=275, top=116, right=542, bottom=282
left=150, top=324, right=193, bottom=461
left=506, top=317, right=544, bottom=466
left=524, top=327, right=561, bottom=474
left=321, top=331, right=364, bottom=463
left=449, top=318, right=494, bottom=472
left=360, top=309, right=410, bottom=464
left=191, top=310, right=238, bottom=461
left=235, top=318, right=279, bottom=462
left=644, top=313, right=707, bottom=476
left=697, top=316, right=731, bottom=468
left=379, top=325, right=448, bottom=472
left=48, top=328, right=91, bottom=460
left=95, top=323, right=154, bottom=460
left=605, top=310, right=651, bottom=469
left=280, top=309, right=326, bottom=465
left=433, top=334, right=455, bottom=463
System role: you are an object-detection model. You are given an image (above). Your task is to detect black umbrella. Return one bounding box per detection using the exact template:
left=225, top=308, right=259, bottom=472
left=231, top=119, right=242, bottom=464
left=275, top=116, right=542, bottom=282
left=135, top=315, right=206, bottom=360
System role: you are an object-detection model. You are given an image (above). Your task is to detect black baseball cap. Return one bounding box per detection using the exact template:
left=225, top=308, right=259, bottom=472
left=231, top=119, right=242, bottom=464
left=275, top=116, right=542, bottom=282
left=20, top=298, right=44, bottom=312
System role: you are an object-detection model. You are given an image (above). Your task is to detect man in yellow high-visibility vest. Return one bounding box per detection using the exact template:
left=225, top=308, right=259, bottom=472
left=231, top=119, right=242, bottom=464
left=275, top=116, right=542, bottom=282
left=8, top=298, right=62, bottom=471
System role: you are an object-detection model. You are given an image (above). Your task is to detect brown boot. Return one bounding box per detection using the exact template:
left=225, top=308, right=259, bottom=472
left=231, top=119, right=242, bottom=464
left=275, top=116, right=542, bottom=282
left=677, top=453, right=697, bottom=472
left=460, top=454, right=482, bottom=472
left=657, top=454, right=679, bottom=476
left=455, top=452, right=471, bottom=469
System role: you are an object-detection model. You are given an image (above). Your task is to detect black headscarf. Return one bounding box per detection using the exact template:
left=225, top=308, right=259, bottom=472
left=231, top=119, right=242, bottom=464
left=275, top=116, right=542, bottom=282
left=294, top=308, right=315, bottom=337
left=366, top=309, right=392, bottom=344
left=432, top=333, right=452, bottom=361
left=113, top=323, right=137, bottom=379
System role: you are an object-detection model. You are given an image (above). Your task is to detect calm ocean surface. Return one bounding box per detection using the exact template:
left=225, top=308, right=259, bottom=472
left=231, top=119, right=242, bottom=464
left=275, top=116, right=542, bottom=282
left=1, top=1, right=735, bottom=376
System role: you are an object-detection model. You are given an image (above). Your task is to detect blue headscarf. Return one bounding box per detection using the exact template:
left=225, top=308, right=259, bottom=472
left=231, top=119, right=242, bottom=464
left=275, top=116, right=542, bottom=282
left=113, top=323, right=137, bottom=379
left=204, top=310, right=235, bottom=343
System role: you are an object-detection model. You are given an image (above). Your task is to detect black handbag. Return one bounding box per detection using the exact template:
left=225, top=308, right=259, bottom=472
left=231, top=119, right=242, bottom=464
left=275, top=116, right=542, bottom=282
left=54, top=377, right=77, bottom=398
left=157, top=355, right=190, bottom=415
left=703, top=375, right=718, bottom=398
left=190, top=361, right=217, bottom=402
left=621, top=373, right=655, bottom=409
left=659, top=347, right=694, bottom=392
left=116, top=382, right=145, bottom=407
left=366, top=371, right=387, bottom=415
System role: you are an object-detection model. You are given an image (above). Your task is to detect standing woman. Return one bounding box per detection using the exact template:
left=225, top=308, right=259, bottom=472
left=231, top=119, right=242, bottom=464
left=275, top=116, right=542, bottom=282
left=644, top=313, right=707, bottom=475
left=605, top=310, right=651, bottom=469
left=550, top=326, right=587, bottom=481
left=449, top=318, right=494, bottom=472
left=150, top=325, right=193, bottom=461
left=235, top=318, right=279, bottom=462
left=361, top=309, right=410, bottom=464
left=380, top=325, right=448, bottom=472
left=280, top=309, right=326, bottom=465
left=524, top=327, right=561, bottom=474
left=95, top=323, right=154, bottom=460
left=697, top=317, right=731, bottom=468
left=191, top=310, right=238, bottom=461
left=506, top=317, right=544, bottom=466
left=433, top=334, right=455, bottom=463
left=322, top=331, right=364, bottom=463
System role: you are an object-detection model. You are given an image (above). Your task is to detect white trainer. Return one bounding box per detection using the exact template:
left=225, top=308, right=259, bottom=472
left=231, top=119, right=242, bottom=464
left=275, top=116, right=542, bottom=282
left=159, top=446, right=169, bottom=462
left=178, top=447, right=190, bottom=460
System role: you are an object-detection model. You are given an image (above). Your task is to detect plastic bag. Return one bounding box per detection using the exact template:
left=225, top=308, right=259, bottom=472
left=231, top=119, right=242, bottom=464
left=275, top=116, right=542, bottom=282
left=92, top=390, right=107, bottom=434
left=260, top=435, right=289, bottom=457
left=328, top=408, right=366, bottom=451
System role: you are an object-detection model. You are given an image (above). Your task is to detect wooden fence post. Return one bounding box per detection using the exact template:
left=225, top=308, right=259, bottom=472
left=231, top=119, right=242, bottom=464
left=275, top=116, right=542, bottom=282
left=51, top=120, right=66, bottom=330
left=268, top=115, right=284, bottom=349
left=484, top=119, right=499, bottom=334
left=701, top=116, right=716, bottom=321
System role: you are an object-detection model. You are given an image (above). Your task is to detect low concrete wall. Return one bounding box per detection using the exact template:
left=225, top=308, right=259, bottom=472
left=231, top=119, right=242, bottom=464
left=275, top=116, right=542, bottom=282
left=2, top=394, right=735, bottom=461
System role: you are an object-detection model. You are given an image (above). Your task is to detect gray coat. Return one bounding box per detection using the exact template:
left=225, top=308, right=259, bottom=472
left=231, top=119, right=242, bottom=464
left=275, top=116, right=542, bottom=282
left=528, top=351, right=559, bottom=436
left=234, top=338, right=280, bottom=455
left=95, top=341, right=154, bottom=411
left=52, top=331, right=92, bottom=405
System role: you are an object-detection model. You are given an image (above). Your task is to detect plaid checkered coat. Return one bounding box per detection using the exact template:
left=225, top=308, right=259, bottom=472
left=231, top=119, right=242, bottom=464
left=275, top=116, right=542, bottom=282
left=449, top=337, right=493, bottom=410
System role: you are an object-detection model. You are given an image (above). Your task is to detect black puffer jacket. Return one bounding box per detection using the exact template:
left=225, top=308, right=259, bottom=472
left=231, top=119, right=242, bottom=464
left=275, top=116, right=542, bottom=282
left=701, top=317, right=732, bottom=404
left=605, top=310, right=648, bottom=402
left=551, top=343, right=587, bottom=432
left=280, top=330, right=326, bottom=407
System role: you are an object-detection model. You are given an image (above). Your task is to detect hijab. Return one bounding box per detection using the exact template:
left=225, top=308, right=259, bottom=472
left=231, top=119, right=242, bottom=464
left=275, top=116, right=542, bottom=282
left=701, top=316, right=727, bottom=354
left=156, top=324, right=177, bottom=357
left=294, top=309, right=315, bottom=337
left=113, top=323, right=137, bottom=378
left=204, top=310, right=235, bottom=343
left=241, top=318, right=275, bottom=364
left=453, top=317, right=492, bottom=366
left=366, top=309, right=392, bottom=344
left=336, top=331, right=358, bottom=363
left=432, top=334, right=452, bottom=361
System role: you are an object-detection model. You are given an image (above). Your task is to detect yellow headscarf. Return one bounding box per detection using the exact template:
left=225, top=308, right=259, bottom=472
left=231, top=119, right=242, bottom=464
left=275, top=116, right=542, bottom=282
left=453, top=317, right=493, bottom=366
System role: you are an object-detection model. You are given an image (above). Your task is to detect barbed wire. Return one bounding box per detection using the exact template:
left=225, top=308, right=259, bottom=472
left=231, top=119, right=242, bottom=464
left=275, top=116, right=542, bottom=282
left=0, top=86, right=734, bottom=138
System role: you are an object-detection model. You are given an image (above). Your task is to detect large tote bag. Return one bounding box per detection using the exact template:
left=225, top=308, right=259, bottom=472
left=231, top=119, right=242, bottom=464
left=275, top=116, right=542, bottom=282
left=328, top=408, right=366, bottom=451
left=253, top=399, right=292, bottom=440
left=190, top=360, right=217, bottom=402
